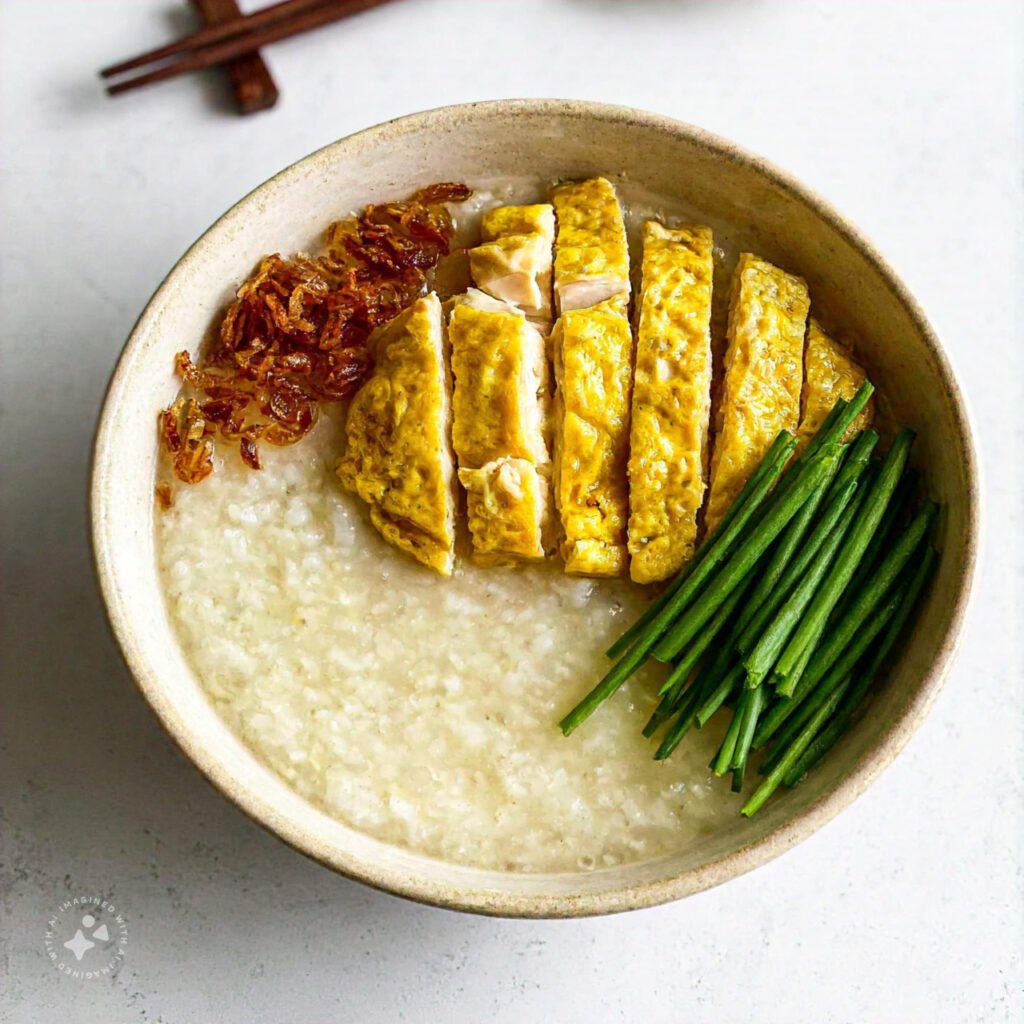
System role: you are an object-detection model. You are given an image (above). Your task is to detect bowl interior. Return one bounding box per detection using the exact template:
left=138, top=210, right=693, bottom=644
left=92, top=101, right=977, bottom=916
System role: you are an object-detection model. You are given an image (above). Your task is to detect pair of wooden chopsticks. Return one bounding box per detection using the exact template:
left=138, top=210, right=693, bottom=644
left=101, top=0, right=398, bottom=99
left=191, top=0, right=279, bottom=113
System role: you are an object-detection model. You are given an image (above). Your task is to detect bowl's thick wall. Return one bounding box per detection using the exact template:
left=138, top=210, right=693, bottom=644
left=92, top=100, right=978, bottom=917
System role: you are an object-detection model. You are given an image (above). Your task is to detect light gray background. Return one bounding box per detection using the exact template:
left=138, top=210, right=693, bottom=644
left=2, top=1, right=1021, bottom=1021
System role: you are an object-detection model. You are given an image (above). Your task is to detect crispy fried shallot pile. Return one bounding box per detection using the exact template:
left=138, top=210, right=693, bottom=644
left=160, top=182, right=471, bottom=485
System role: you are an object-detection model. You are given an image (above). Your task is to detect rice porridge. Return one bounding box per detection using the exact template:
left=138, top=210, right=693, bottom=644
left=157, top=407, right=732, bottom=872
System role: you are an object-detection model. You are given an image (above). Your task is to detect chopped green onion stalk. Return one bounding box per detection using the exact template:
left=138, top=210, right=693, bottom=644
left=741, top=478, right=867, bottom=687
left=734, top=448, right=874, bottom=656
left=771, top=428, right=915, bottom=694
left=759, top=580, right=909, bottom=770
left=606, top=385, right=872, bottom=665
left=783, top=545, right=938, bottom=785
left=712, top=705, right=745, bottom=776
left=696, top=662, right=745, bottom=727
left=559, top=432, right=797, bottom=736
left=741, top=679, right=852, bottom=817
left=605, top=434, right=797, bottom=661
left=730, top=684, right=767, bottom=774
left=732, top=443, right=853, bottom=642
left=653, top=444, right=841, bottom=663
left=643, top=569, right=756, bottom=736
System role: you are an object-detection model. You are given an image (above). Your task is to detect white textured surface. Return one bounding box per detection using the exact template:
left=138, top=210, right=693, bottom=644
left=1, top=1, right=1021, bottom=1020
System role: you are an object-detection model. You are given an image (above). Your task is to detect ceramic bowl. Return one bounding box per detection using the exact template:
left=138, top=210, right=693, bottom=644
left=91, top=100, right=979, bottom=917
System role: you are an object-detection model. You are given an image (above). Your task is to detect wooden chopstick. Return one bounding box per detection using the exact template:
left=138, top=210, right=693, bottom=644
left=101, top=0, right=325, bottom=79
left=190, top=0, right=280, bottom=113
left=106, top=0, right=399, bottom=97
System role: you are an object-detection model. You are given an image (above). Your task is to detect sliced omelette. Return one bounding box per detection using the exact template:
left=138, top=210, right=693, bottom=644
left=449, top=290, right=552, bottom=564
left=627, top=222, right=714, bottom=584
left=458, top=457, right=549, bottom=566
left=551, top=296, right=634, bottom=576
left=336, top=293, right=456, bottom=576
left=551, top=177, right=630, bottom=313
left=469, top=204, right=555, bottom=320
left=797, top=317, right=874, bottom=451
left=705, top=254, right=809, bottom=532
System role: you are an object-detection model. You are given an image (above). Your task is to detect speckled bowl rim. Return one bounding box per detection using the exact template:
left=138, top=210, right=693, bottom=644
left=91, top=99, right=981, bottom=918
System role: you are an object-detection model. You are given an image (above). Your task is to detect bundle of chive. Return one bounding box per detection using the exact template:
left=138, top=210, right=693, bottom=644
left=560, top=382, right=939, bottom=816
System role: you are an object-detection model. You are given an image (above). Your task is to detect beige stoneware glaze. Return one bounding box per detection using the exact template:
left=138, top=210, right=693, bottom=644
left=91, top=100, right=979, bottom=917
